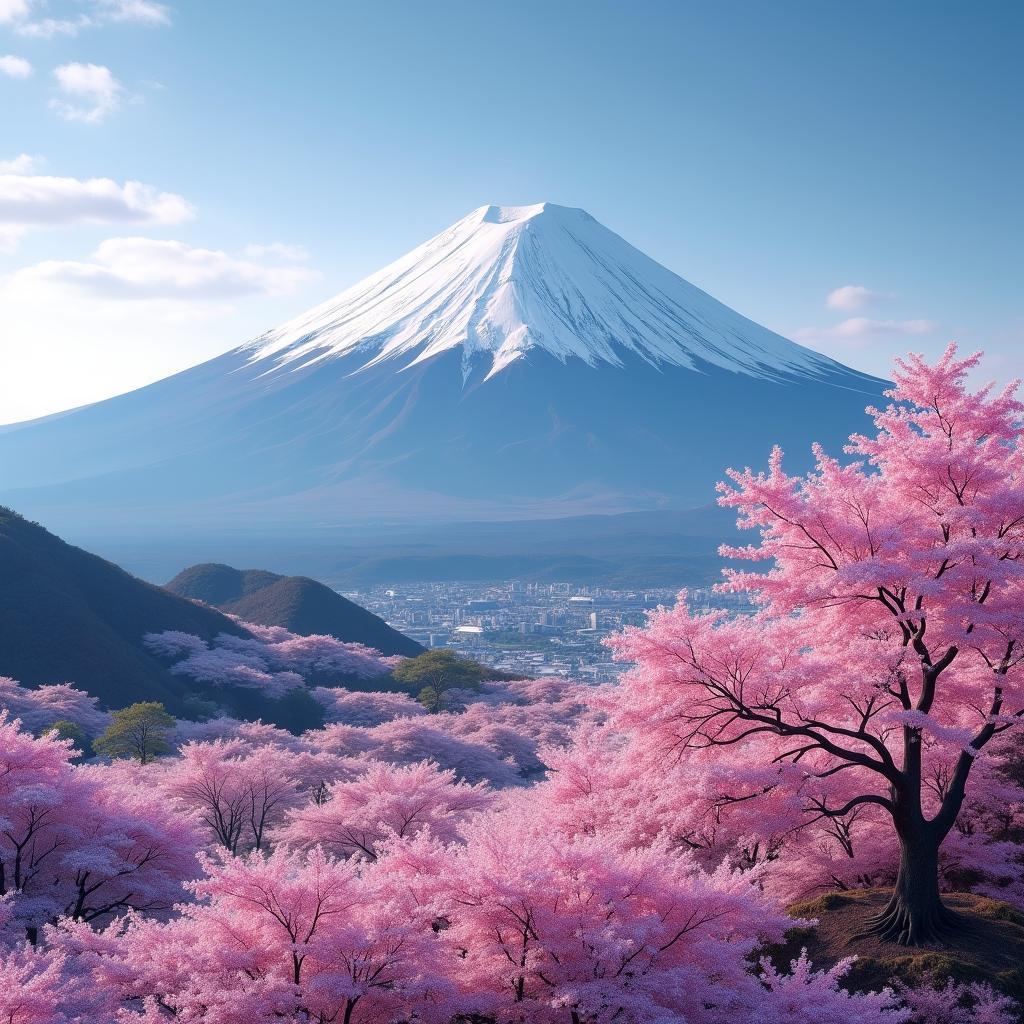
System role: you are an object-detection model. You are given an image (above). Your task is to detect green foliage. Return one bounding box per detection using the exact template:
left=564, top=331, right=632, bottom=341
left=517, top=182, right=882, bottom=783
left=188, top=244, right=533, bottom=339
left=44, top=719, right=92, bottom=758
left=93, top=701, right=175, bottom=765
left=393, top=649, right=490, bottom=711
left=417, top=685, right=442, bottom=714
left=393, top=648, right=488, bottom=689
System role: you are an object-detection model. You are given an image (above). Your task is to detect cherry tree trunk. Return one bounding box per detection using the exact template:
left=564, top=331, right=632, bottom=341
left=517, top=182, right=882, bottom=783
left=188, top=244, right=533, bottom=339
left=863, top=821, right=960, bottom=946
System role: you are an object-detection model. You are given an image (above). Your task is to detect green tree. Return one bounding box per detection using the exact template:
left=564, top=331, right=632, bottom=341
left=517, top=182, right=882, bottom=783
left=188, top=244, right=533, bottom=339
left=392, top=649, right=490, bottom=712
left=416, top=685, right=444, bottom=714
left=93, top=701, right=175, bottom=764
left=44, top=719, right=92, bottom=759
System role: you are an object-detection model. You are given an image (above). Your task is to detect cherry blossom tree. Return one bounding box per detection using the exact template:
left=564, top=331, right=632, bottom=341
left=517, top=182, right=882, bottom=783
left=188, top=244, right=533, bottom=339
left=892, top=976, right=1018, bottom=1024
left=752, top=951, right=907, bottom=1024
left=385, top=812, right=898, bottom=1024
left=0, top=941, right=115, bottom=1024
left=168, top=714, right=247, bottom=746
left=63, top=822, right=905, bottom=1024
left=274, top=759, right=492, bottom=860
left=166, top=739, right=302, bottom=854
left=358, top=716, right=524, bottom=787
left=64, top=847, right=449, bottom=1024
left=157, top=640, right=307, bottom=699
left=609, top=347, right=1024, bottom=945
left=442, top=680, right=594, bottom=779
left=760, top=732, right=1024, bottom=909
left=144, top=623, right=397, bottom=702
left=59, top=763, right=202, bottom=926
left=311, top=686, right=426, bottom=727
left=0, top=678, right=109, bottom=739
left=0, top=714, right=200, bottom=937
left=0, top=713, right=99, bottom=934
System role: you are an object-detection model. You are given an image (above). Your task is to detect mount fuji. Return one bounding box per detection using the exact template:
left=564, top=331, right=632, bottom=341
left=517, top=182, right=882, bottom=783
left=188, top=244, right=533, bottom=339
left=0, top=203, right=884, bottom=540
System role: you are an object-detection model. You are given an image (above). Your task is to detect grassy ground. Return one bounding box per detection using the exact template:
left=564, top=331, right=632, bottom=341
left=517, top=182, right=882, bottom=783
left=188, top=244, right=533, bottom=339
left=765, top=889, right=1024, bottom=1002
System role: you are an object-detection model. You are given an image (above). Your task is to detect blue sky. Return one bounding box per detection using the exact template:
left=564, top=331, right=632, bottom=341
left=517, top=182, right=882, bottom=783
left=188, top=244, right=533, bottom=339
left=0, top=0, right=1021, bottom=422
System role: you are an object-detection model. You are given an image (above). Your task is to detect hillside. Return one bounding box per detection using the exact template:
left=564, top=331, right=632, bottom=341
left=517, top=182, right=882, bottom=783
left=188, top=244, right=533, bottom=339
left=770, top=890, right=1024, bottom=1004
left=165, top=563, right=423, bottom=656
left=0, top=507, right=250, bottom=712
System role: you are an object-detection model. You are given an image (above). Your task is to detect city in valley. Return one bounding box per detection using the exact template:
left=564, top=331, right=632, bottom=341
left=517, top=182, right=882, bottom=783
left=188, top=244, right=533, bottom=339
left=349, top=581, right=750, bottom=682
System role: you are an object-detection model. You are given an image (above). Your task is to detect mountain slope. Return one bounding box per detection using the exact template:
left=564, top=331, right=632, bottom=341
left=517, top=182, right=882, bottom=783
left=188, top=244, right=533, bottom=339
left=165, top=563, right=423, bottom=656
left=0, top=507, right=250, bottom=711
left=0, top=203, right=886, bottom=537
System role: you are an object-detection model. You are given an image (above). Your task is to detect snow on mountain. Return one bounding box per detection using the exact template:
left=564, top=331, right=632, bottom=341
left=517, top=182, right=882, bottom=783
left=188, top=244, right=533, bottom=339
left=244, top=202, right=836, bottom=383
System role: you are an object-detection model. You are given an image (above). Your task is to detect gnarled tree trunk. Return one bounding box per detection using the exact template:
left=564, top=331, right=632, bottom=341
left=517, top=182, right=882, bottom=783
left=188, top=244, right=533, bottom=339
left=865, top=825, right=960, bottom=945
left=858, top=759, right=967, bottom=948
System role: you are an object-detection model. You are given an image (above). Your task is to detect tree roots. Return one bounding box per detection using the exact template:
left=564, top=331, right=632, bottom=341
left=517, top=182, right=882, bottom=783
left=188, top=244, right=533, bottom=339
left=852, top=894, right=967, bottom=947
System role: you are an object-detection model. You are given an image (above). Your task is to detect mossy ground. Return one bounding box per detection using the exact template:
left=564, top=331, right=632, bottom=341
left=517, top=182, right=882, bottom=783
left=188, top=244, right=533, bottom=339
left=764, top=889, right=1024, bottom=1003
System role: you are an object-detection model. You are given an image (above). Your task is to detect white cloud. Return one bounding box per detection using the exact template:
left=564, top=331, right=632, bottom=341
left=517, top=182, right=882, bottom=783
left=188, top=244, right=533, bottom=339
left=10, top=0, right=169, bottom=37
left=796, top=317, right=937, bottom=347
left=0, top=287, right=223, bottom=422
left=14, top=14, right=87, bottom=36
left=0, top=157, right=44, bottom=243
left=0, top=225, right=26, bottom=252
left=0, top=237, right=322, bottom=422
left=0, top=54, right=32, bottom=77
left=822, top=317, right=936, bottom=338
left=50, top=62, right=123, bottom=122
left=15, top=236, right=319, bottom=300
left=243, top=241, right=311, bottom=262
left=0, top=153, right=40, bottom=173
left=0, top=169, right=193, bottom=237
left=95, top=0, right=170, bottom=25
left=825, top=284, right=891, bottom=312
left=0, top=0, right=31, bottom=24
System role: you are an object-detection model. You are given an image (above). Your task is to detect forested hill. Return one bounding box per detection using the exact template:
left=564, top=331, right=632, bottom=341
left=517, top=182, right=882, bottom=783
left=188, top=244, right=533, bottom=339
left=0, top=507, right=250, bottom=711
left=165, top=563, right=423, bottom=657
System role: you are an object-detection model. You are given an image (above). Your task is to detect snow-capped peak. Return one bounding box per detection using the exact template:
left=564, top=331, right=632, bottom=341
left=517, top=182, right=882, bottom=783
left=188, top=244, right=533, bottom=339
left=479, top=202, right=553, bottom=223
left=243, top=202, right=837, bottom=383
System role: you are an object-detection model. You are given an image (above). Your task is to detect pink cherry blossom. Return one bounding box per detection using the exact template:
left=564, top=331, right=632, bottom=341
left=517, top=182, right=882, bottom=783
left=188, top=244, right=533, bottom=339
left=273, top=759, right=492, bottom=859
left=608, top=346, right=1024, bottom=945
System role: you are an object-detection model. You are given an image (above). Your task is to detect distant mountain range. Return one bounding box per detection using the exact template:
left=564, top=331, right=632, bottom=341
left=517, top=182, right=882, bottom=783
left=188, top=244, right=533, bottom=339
left=74, top=506, right=742, bottom=590
left=0, top=203, right=884, bottom=540
left=164, top=563, right=423, bottom=656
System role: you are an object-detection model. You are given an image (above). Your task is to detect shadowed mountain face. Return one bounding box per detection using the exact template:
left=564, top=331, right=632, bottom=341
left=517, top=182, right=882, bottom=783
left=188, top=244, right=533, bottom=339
left=0, top=348, right=882, bottom=538
left=0, top=203, right=886, bottom=538
left=165, top=563, right=423, bottom=657
left=0, top=507, right=249, bottom=712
